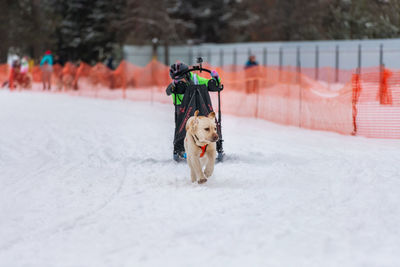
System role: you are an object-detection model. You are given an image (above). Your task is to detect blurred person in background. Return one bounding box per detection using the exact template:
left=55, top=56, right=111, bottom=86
left=106, top=54, right=114, bottom=70
left=2, top=54, right=19, bottom=89
left=19, top=56, right=32, bottom=89
left=4, top=57, right=32, bottom=90
left=7, top=53, right=20, bottom=68
left=245, top=55, right=258, bottom=69
left=40, top=50, right=53, bottom=90
left=244, top=55, right=259, bottom=94
left=28, top=58, right=35, bottom=73
left=7, top=59, right=20, bottom=90
left=53, top=54, right=64, bottom=66
left=20, top=56, right=29, bottom=74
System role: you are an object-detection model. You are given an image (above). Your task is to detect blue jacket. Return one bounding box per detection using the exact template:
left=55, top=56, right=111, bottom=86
left=245, top=60, right=258, bottom=69
left=40, top=54, right=53, bottom=66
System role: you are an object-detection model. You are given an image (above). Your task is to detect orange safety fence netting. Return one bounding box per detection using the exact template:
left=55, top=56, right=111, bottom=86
left=212, top=65, right=354, bottom=135
left=0, top=60, right=399, bottom=139
left=352, top=68, right=400, bottom=139
left=0, top=64, right=9, bottom=84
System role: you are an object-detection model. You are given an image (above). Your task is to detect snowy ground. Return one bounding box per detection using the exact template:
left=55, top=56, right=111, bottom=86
left=1, top=91, right=400, bottom=267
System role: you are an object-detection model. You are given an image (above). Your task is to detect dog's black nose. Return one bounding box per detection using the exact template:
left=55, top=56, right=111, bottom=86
left=212, top=134, right=219, bottom=142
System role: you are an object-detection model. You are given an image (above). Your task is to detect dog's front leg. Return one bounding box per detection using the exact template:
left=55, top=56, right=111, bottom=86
left=191, top=156, right=207, bottom=184
left=204, top=149, right=216, bottom=178
left=187, top=157, right=197, bottom=183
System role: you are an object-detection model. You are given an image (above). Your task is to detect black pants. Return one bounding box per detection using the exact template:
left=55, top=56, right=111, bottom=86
left=174, top=139, right=185, bottom=153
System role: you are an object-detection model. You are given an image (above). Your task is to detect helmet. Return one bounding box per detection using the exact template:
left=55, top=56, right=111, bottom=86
left=169, top=62, right=189, bottom=80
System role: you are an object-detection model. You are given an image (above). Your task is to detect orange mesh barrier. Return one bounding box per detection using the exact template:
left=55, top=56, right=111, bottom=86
left=0, top=64, right=8, bottom=85
left=31, top=65, right=42, bottom=83
left=1, top=60, right=399, bottom=139
left=207, top=66, right=353, bottom=135
left=62, top=62, right=78, bottom=90
left=87, top=63, right=113, bottom=89
left=353, top=68, right=400, bottom=139
left=52, top=64, right=63, bottom=89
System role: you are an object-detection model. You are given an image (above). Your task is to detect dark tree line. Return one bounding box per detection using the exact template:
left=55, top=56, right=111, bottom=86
left=1, top=0, right=400, bottom=64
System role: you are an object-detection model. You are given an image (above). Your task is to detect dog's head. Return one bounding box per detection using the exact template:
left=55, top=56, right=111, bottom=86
left=186, top=110, right=219, bottom=143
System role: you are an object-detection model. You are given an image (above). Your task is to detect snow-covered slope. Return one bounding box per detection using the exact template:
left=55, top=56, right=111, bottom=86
left=0, top=91, right=399, bottom=267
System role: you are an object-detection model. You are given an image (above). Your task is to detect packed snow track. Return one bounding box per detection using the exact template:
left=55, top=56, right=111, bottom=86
left=1, top=91, right=399, bottom=267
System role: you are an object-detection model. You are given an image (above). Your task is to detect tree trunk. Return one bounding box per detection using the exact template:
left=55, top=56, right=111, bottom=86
left=0, top=0, right=10, bottom=63
left=31, top=0, right=42, bottom=60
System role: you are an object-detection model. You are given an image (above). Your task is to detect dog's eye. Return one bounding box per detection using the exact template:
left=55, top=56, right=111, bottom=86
left=204, top=128, right=210, bottom=131
left=214, top=127, right=217, bottom=131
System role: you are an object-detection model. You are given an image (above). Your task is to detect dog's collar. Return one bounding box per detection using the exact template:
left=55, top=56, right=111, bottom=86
left=193, top=134, right=201, bottom=143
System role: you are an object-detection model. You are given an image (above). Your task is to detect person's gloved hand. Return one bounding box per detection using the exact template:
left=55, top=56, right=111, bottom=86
left=211, top=70, right=219, bottom=80
left=166, top=79, right=183, bottom=95
left=172, top=79, right=179, bottom=86
left=166, top=84, right=173, bottom=95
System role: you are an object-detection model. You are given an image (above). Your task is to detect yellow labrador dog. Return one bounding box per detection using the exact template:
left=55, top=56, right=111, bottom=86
left=184, top=110, right=219, bottom=184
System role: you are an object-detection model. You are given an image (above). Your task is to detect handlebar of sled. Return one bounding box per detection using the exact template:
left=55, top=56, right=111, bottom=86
left=172, top=66, right=223, bottom=90
left=172, top=65, right=223, bottom=131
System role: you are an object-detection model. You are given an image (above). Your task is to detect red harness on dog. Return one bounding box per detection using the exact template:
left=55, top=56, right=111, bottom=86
left=200, top=144, right=208, bottom=158
left=192, top=134, right=208, bottom=158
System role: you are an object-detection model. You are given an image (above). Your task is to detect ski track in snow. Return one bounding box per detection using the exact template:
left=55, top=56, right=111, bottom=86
left=0, top=91, right=400, bottom=267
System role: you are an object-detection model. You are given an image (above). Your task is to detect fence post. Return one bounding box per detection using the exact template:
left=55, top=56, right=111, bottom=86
left=279, top=46, right=283, bottom=81
left=248, top=48, right=251, bottom=57
left=164, top=41, right=169, bottom=66
left=335, top=45, right=339, bottom=83
left=296, top=46, right=301, bottom=83
left=152, top=38, right=158, bottom=60
left=188, top=47, right=193, bottom=65
left=357, top=44, right=362, bottom=75
left=254, top=46, right=259, bottom=119
left=379, top=43, right=384, bottom=102
left=297, top=46, right=302, bottom=128
left=219, top=49, right=224, bottom=66
left=233, top=48, right=237, bottom=65
left=264, top=47, right=268, bottom=89
left=352, top=73, right=361, bottom=135
left=263, top=47, right=267, bottom=66
left=315, top=45, right=319, bottom=80
left=352, top=44, right=362, bottom=136
left=122, top=62, right=126, bottom=99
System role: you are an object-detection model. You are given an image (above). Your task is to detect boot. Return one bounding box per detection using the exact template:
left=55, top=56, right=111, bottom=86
left=173, top=140, right=186, bottom=162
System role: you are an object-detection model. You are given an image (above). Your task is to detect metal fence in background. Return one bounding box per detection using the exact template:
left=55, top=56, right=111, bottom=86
left=124, top=38, right=400, bottom=83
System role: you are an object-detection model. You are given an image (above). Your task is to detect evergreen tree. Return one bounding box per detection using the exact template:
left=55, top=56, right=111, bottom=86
left=53, top=0, right=124, bottom=63
left=2, top=0, right=400, bottom=64
left=167, top=0, right=247, bottom=43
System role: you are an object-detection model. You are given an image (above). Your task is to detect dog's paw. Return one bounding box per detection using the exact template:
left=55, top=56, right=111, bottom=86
left=198, top=178, right=207, bottom=184
left=204, top=169, right=213, bottom=178
left=190, top=171, right=196, bottom=183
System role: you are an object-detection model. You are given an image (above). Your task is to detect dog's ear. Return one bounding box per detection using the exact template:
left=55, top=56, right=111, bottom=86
left=188, top=116, right=198, bottom=130
left=208, top=112, right=215, bottom=119
left=187, top=110, right=199, bottom=131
